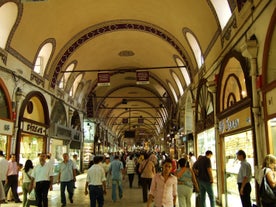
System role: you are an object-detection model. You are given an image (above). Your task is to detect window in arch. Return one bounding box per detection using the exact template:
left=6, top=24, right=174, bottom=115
left=59, top=63, right=75, bottom=89
left=175, top=57, right=191, bottom=86
left=0, top=2, right=17, bottom=49
left=185, top=32, right=204, bottom=69
left=171, top=72, right=184, bottom=96
left=210, top=0, right=232, bottom=29
left=0, top=87, right=9, bottom=118
left=168, top=81, right=178, bottom=103
left=69, top=74, right=83, bottom=97
left=33, top=42, right=53, bottom=76
left=220, top=57, right=247, bottom=111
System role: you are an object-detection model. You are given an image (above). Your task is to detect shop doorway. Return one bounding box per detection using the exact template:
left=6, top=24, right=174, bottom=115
left=224, top=130, right=256, bottom=206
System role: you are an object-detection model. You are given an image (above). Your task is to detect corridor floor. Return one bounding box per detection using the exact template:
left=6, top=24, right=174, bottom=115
left=3, top=173, right=217, bottom=207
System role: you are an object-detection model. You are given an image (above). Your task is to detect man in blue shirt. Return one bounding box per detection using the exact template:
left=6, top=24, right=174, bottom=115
left=58, top=153, right=77, bottom=207
left=109, top=155, right=124, bottom=202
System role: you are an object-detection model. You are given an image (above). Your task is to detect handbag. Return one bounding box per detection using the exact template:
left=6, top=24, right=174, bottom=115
left=195, top=193, right=201, bottom=207
left=260, top=168, right=276, bottom=203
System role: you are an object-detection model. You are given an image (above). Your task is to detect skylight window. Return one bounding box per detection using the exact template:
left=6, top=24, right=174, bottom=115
left=33, top=42, right=53, bottom=76
left=210, top=0, right=232, bottom=29
left=175, top=57, right=191, bottom=86
left=168, top=81, right=178, bottom=103
left=171, top=72, right=184, bottom=96
left=69, top=74, right=83, bottom=97
left=186, top=32, right=204, bottom=69
left=59, top=63, right=75, bottom=89
left=0, top=2, right=17, bottom=49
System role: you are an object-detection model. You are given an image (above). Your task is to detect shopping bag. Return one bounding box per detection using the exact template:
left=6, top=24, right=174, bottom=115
left=28, top=189, right=36, bottom=201
left=195, top=193, right=201, bottom=207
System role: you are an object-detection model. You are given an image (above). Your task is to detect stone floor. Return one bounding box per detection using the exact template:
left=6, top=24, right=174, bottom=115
left=2, top=173, right=220, bottom=207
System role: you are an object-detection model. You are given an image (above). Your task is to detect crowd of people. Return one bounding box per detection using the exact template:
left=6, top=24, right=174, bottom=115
left=0, top=149, right=276, bottom=207
left=0, top=151, right=78, bottom=207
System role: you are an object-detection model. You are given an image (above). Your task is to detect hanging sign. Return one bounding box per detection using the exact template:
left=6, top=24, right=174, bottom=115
left=97, top=73, right=110, bottom=86
left=122, top=118, right=128, bottom=124
left=136, top=71, right=149, bottom=85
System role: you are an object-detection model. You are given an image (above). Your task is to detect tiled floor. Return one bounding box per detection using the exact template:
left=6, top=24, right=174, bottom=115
left=2, top=173, right=221, bottom=207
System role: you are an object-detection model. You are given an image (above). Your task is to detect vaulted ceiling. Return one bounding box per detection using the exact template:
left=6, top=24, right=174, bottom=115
left=7, top=0, right=228, bottom=141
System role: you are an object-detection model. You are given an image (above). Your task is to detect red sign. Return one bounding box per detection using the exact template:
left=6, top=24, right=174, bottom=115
left=97, top=73, right=110, bottom=86
left=136, top=71, right=149, bottom=84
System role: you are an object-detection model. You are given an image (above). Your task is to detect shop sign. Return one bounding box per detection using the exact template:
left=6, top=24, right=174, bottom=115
left=219, top=108, right=251, bottom=134
left=72, top=129, right=82, bottom=141
left=56, top=124, right=72, bottom=140
left=0, top=119, right=14, bottom=135
left=97, top=73, right=110, bottom=86
left=22, top=121, right=46, bottom=135
left=136, top=71, right=149, bottom=85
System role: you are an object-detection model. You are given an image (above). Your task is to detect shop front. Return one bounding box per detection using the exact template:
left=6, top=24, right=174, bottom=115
left=197, top=127, right=217, bottom=198
left=219, top=107, right=255, bottom=206
left=0, top=119, right=13, bottom=156
left=17, top=93, right=50, bottom=166
left=19, top=121, right=46, bottom=165
left=0, top=78, right=14, bottom=156
left=48, top=123, right=78, bottom=180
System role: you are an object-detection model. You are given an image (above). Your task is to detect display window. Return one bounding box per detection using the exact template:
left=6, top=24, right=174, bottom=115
left=267, top=118, right=276, bottom=153
left=197, top=127, right=217, bottom=197
left=224, top=130, right=256, bottom=206
left=0, top=135, right=7, bottom=154
left=20, top=135, right=44, bottom=166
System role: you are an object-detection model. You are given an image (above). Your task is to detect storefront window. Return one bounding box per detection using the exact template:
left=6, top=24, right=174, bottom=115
left=0, top=135, right=7, bottom=153
left=267, top=118, right=276, bottom=154
left=197, top=128, right=217, bottom=196
left=20, top=135, right=44, bottom=165
left=224, top=130, right=255, bottom=206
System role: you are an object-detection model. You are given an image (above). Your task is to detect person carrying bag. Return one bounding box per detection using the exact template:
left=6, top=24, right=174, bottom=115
left=259, top=154, right=276, bottom=207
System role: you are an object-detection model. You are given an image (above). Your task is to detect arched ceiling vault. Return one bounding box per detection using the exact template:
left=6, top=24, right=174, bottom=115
left=7, top=0, right=223, bottom=142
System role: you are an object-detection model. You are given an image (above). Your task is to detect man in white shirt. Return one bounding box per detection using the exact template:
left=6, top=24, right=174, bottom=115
left=85, top=156, right=106, bottom=207
left=0, top=150, right=8, bottom=203
left=30, top=153, right=53, bottom=207
left=58, top=153, right=77, bottom=207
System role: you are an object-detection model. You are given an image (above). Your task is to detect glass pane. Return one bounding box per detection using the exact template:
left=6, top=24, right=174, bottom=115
left=224, top=130, right=256, bottom=206
left=267, top=118, right=276, bottom=153
left=20, top=135, right=44, bottom=166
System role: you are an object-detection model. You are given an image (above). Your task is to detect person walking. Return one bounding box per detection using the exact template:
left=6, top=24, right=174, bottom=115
left=176, top=157, right=199, bottom=207
left=58, top=153, right=77, bottom=207
left=236, top=150, right=252, bottom=207
left=126, top=154, right=136, bottom=188
left=259, top=154, right=276, bottom=207
left=85, top=156, right=107, bottom=207
left=0, top=151, right=8, bottom=203
left=22, top=160, right=34, bottom=207
left=101, top=156, right=111, bottom=188
left=109, top=155, right=124, bottom=202
left=147, top=158, right=177, bottom=207
left=30, top=153, right=54, bottom=207
left=0, top=180, right=5, bottom=207
left=193, top=150, right=215, bottom=207
left=4, top=154, right=21, bottom=203
left=139, top=152, right=156, bottom=203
